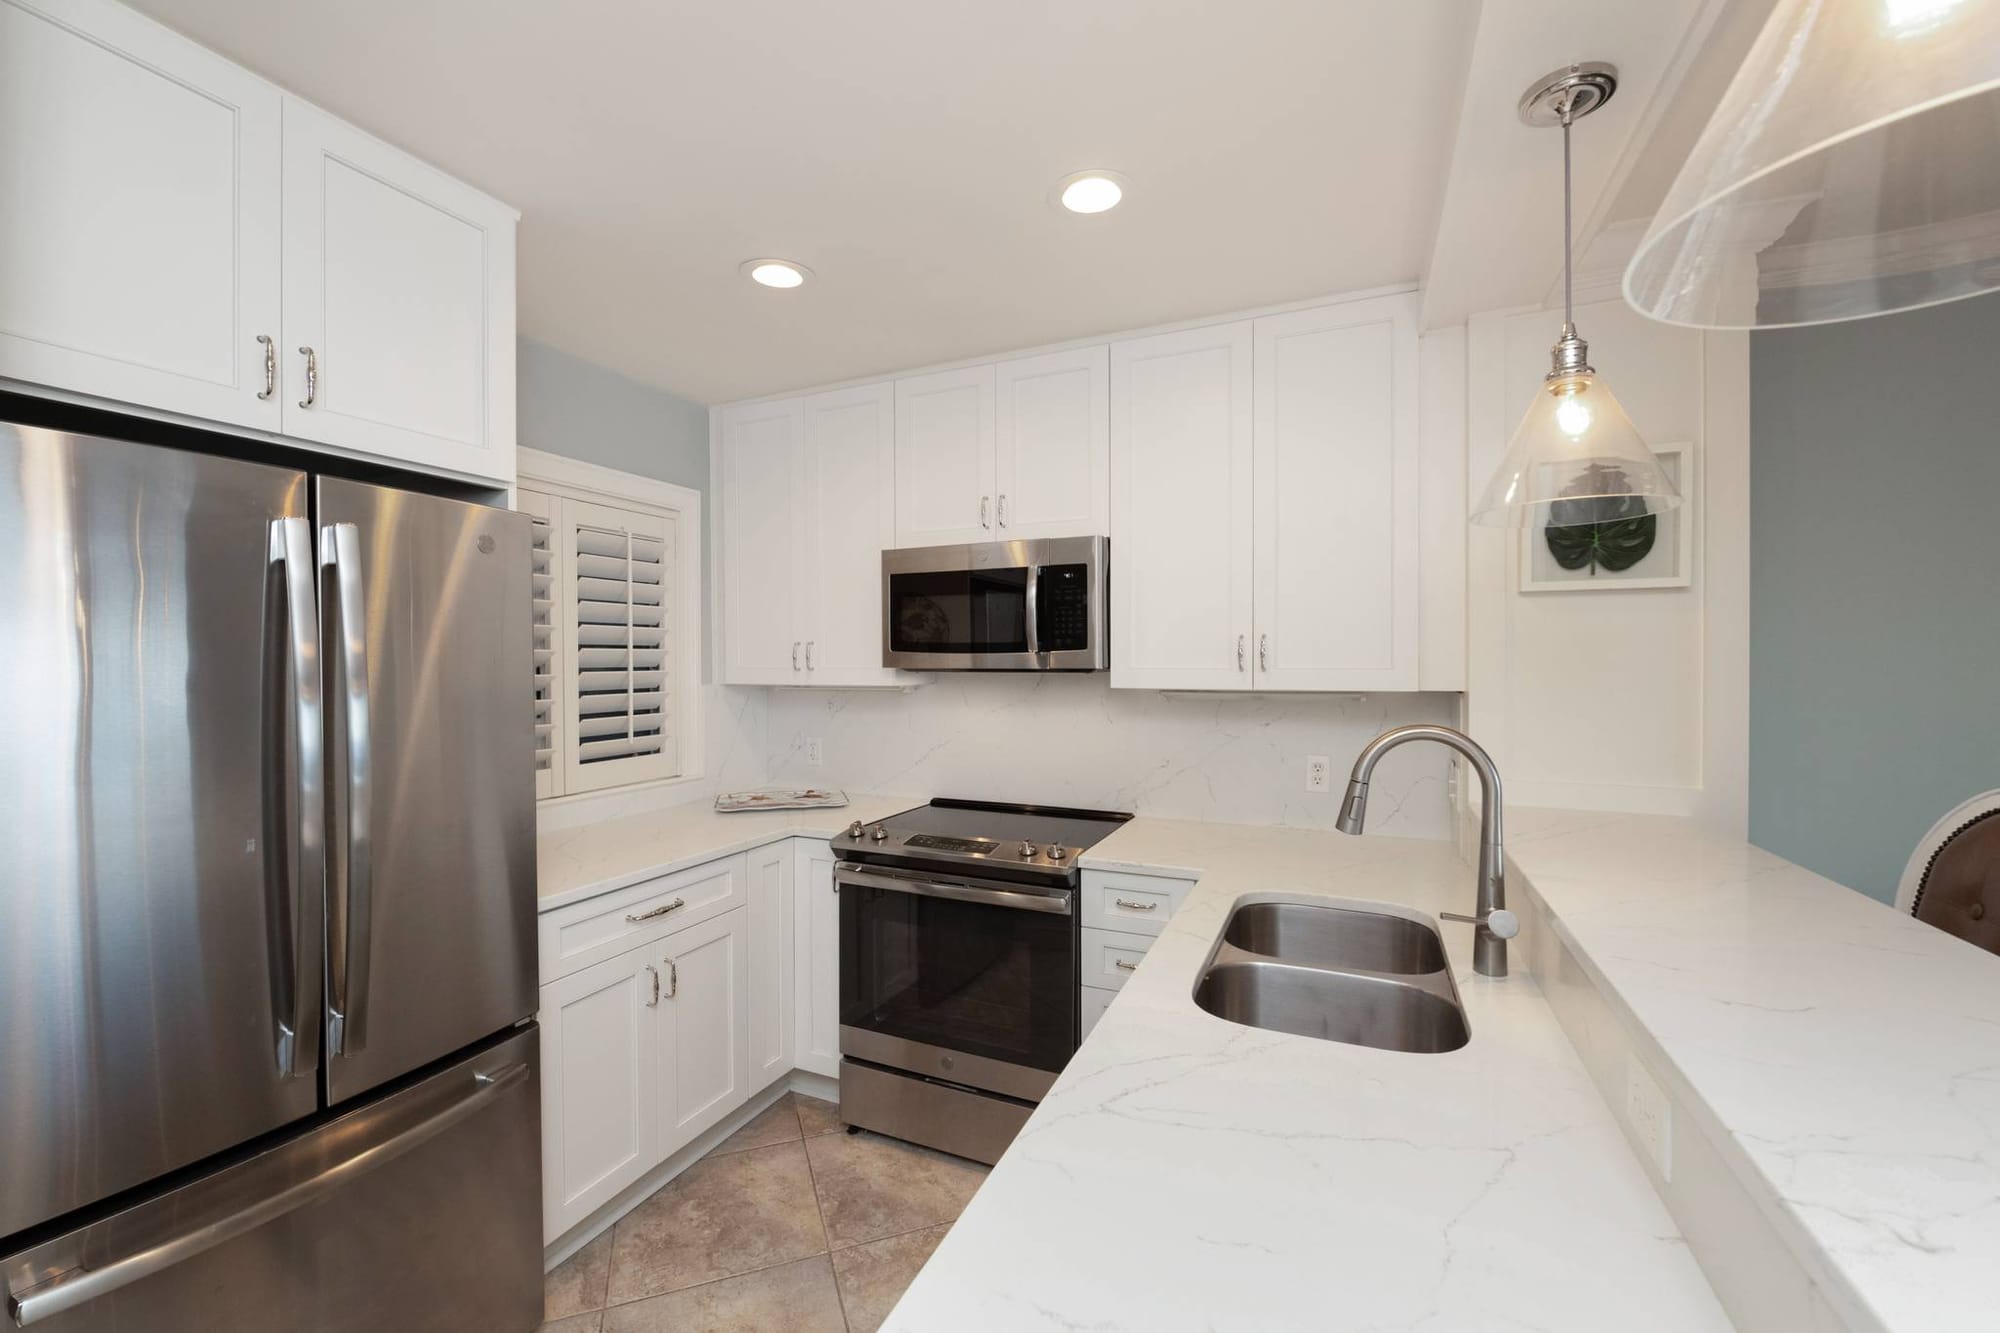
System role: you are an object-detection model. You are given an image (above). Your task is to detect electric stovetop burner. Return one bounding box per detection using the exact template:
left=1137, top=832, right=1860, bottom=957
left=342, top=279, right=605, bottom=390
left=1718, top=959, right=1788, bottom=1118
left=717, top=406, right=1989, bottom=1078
left=835, top=798, right=1133, bottom=887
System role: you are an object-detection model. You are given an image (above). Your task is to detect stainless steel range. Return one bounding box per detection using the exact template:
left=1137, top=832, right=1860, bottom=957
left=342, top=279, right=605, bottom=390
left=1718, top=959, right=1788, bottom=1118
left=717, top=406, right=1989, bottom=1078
left=834, top=799, right=1132, bottom=1164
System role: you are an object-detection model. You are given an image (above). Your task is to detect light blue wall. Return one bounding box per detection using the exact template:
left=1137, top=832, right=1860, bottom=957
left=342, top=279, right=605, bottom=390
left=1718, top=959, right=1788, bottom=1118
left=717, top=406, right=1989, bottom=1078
left=1748, top=292, right=2000, bottom=902
left=516, top=337, right=713, bottom=677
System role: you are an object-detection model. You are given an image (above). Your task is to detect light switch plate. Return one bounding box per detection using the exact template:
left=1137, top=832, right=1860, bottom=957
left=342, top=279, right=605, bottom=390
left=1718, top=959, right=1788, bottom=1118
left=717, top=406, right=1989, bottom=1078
left=1306, top=756, right=1330, bottom=793
left=1625, top=1053, right=1673, bottom=1181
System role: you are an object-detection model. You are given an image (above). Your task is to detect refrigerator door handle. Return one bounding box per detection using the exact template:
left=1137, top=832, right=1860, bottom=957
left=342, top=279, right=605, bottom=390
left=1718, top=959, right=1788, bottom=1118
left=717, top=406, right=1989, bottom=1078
left=266, top=518, right=323, bottom=1079
left=3, top=1061, right=530, bottom=1327
left=322, top=521, right=374, bottom=1057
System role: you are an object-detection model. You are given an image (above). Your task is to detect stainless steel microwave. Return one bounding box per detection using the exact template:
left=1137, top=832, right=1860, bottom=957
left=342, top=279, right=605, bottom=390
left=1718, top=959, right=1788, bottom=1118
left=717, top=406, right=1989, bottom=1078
left=882, top=536, right=1108, bottom=671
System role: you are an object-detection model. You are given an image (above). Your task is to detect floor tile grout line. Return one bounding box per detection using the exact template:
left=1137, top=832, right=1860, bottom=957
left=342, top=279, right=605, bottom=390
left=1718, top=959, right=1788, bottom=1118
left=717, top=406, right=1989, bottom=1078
left=797, top=1101, right=855, bottom=1333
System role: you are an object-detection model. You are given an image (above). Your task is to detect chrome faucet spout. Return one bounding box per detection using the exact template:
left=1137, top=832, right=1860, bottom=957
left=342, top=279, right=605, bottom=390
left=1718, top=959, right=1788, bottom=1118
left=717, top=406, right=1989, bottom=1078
left=1334, top=724, right=1513, bottom=977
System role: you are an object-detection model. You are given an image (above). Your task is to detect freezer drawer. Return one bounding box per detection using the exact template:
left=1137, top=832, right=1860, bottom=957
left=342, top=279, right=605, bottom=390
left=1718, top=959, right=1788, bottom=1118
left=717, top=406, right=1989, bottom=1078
left=1, top=1026, right=542, bottom=1333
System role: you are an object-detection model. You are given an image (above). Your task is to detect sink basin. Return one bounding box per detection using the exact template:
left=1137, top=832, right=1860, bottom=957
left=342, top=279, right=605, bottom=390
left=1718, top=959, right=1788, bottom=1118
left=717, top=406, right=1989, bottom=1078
left=1194, top=960, right=1469, bottom=1054
left=1222, top=901, right=1446, bottom=975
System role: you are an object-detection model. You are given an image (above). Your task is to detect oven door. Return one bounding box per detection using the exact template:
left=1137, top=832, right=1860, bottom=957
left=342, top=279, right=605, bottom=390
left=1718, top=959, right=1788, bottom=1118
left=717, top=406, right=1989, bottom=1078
left=881, top=536, right=1107, bottom=671
left=837, top=863, right=1078, bottom=1101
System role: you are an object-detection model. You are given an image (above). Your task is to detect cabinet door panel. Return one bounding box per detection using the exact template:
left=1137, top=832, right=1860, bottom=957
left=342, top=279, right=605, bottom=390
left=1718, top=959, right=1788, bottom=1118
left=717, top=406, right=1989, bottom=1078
left=747, top=843, right=794, bottom=1084
left=1253, top=296, right=1418, bottom=690
left=803, top=383, right=900, bottom=684
left=894, top=365, right=994, bottom=547
left=540, top=947, right=657, bottom=1240
left=721, top=399, right=806, bottom=684
left=1110, top=322, right=1254, bottom=690
left=994, top=346, right=1108, bottom=540
left=281, top=99, right=514, bottom=482
left=660, top=908, right=750, bottom=1154
left=792, top=843, right=840, bottom=1079
left=0, top=0, right=280, bottom=430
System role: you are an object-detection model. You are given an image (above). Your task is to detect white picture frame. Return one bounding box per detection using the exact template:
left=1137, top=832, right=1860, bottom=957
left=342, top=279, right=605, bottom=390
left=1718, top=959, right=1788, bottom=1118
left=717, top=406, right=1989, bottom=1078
left=1519, top=442, right=1695, bottom=593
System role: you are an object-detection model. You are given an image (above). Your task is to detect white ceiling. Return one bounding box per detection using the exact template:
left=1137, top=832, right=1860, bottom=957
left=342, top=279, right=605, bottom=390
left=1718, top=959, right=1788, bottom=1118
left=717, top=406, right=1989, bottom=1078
left=125, top=0, right=1478, bottom=404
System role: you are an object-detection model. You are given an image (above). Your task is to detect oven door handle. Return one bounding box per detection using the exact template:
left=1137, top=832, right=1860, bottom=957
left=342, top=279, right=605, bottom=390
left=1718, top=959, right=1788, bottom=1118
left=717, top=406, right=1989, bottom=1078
left=834, top=864, right=1073, bottom=916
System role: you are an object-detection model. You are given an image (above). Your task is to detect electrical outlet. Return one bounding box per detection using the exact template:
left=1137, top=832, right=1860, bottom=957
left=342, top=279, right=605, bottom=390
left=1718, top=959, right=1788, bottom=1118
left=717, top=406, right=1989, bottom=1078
left=1305, top=756, right=1330, bottom=793
left=804, top=737, right=823, bottom=767
left=1625, top=1053, right=1673, bottom=1181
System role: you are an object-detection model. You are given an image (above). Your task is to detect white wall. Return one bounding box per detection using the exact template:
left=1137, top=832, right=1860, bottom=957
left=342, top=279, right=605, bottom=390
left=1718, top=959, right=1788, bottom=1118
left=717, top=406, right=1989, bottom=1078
left=762, top=677, right=1461, bottom=839
left=1464, top=295, right=1748, bottom=828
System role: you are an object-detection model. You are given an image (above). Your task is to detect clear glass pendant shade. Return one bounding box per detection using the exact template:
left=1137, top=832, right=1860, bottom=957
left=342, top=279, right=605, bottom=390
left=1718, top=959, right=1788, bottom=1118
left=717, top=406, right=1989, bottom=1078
left=1471, top=369, right=1681, bottom=528
left=1625, top=0, right=2000, bottom=329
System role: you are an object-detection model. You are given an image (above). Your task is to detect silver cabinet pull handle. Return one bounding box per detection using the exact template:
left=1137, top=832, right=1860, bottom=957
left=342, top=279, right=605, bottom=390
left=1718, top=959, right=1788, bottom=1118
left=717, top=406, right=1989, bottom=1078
left=1113, top=897, right=1157, bottom=912
left=792, top=641, right=800, bottom=671
left=257, top=334, right=276, bottom=400
left=321, top=522, right=372, bottom=1056
left=805, top=641, right=814, bottom=671
left=1237, top=635, right=1246, bottom=671
left=1259, top=634, right=1269, bottom=672
left=645, top=965, right=660, bottom=1007
left=997, top=494, right=1008, bottom=527
left=980, top=495, right=991, bottom=529
left=1113, top=959, right=1139, bottom=972
left=667, top=959, right=679, bottom=999
left=265, top=517, right=323, bottom=1079
left=298, top=346, right=318, bottom=409
left=625, top=897, right=686, bottom=923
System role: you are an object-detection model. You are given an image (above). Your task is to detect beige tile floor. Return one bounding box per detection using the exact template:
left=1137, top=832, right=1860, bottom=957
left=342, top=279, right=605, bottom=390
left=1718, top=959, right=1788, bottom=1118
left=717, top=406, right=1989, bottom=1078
left=539, top=1093, right=987, bottom=1333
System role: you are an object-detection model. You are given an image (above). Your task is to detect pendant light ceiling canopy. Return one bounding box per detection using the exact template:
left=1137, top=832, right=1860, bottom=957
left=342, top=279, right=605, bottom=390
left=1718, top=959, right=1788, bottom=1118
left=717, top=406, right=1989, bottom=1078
left=1625, top=0, right=2000, bottom=329
left=1472, top=63, right=1683, bottom=529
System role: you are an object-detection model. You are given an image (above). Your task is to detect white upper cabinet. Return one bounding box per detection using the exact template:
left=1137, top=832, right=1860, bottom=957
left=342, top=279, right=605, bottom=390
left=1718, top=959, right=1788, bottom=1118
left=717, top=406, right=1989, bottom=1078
left=720, top=399, right=806, bottom=685
left=1110, top=322, right=1255, bottom=691
left=0, top=0, right=282, bottom=432
left=280, top=99, right=517, bottom=483
left=894, top=365, right=995, bottom=547
left=1252, top=294, right=1419, bottom=690
left=721, top=387, right=908, bottom=687
left=992, top=346, right=1109, bottom=540
left=0, top=0, right=517, bottom=483
left=801, top=383, right=902, bottom=686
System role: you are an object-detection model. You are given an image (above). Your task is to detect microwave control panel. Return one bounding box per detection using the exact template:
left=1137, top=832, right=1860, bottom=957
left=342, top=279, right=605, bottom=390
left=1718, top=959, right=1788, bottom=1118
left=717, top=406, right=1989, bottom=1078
left=1035, top=564, right=1091, bottom=652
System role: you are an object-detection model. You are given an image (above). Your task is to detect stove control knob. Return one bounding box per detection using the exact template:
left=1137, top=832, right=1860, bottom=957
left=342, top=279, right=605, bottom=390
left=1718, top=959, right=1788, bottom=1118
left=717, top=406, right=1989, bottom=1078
left=1047, top=844, right=1068, bottom=861
left=1018, top=840, right=1037, bottom=857
left=846, top=820, right=865, bottom=839
left=868, top=824, right=888, bottom=842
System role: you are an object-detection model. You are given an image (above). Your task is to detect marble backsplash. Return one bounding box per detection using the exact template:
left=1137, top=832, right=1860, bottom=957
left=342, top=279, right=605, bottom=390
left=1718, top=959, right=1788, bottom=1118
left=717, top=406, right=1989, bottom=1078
left=761, top=674, right=1461, bottom=840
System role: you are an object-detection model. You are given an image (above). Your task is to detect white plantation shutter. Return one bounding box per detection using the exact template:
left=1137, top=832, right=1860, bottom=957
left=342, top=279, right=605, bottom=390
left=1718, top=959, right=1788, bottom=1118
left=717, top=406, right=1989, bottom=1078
left=516, top=488, right=561, bottom=799
left=562, top=496, right=679, bottom=794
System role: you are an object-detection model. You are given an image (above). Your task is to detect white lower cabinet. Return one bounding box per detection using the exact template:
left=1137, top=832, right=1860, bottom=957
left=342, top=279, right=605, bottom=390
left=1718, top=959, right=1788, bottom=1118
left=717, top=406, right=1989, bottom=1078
left=792, top=840, right=842, bottom=1079
left=747, top=841, right=795, bottom=1083
left=1080, top=985, right=1117, bottom=1039
left=539, top=899, right=751, bottom=1240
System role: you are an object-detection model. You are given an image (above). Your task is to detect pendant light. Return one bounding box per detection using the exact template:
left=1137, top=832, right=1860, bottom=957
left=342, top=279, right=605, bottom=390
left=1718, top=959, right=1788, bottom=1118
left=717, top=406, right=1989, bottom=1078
left=1625, top=0, right=2000, bottom=329
left=1472, top=63, right=1682, bottom=529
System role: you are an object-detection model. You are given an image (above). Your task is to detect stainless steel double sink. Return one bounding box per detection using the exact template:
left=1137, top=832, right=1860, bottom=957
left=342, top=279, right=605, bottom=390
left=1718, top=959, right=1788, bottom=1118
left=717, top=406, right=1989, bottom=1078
left=1194, top=901, right=1469, bottom=1053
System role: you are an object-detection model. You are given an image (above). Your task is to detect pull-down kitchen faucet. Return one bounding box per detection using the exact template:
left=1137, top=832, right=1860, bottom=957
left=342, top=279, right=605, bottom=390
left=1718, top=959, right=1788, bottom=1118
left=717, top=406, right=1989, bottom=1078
left=1335, top=724, right=1519, bottom=977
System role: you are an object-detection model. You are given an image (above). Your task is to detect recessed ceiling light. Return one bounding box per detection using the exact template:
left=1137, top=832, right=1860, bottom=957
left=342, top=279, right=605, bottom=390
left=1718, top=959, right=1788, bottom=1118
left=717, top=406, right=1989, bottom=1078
left=1053, top=170, right=1127, bottom=215
left=741, top=259, right=809, bottom=288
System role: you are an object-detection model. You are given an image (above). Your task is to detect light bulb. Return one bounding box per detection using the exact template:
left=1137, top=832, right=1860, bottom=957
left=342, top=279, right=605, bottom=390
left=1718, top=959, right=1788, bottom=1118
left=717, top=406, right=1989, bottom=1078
left=1555, top=394, right=1593, bottom=438
left=1059, top=176, right=1123, bottom=214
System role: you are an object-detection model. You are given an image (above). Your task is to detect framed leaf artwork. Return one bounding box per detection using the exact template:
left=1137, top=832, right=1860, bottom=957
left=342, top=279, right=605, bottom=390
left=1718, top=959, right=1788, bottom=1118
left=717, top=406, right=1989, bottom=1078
left=1519, top=443, right=1694, bottom=592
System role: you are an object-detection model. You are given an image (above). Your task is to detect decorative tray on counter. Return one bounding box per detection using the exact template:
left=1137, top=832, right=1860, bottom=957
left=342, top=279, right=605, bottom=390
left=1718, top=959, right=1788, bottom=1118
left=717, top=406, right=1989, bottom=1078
left=714, top=787, right=849, bottom=813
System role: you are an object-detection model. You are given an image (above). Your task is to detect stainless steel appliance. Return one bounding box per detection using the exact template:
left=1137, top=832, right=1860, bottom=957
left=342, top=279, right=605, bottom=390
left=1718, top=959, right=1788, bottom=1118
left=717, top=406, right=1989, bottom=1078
left=0, top=419, right=540, bottom=1331
left=882, top=536, right=1108, bottom=671
left=835, top=799, right=1131, bottom=1164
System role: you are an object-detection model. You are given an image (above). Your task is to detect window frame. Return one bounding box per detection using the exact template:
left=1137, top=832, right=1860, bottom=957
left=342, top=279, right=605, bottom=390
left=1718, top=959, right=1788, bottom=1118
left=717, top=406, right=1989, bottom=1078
left=517, top=448, right=704, bottom=804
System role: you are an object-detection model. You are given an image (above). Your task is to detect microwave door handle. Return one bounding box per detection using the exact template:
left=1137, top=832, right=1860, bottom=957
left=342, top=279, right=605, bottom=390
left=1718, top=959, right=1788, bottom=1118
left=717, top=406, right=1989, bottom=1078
left=266, top=518, right=323, bottom=1079
left=321, top=522, right=374, bottom=1057
left=1025, top=565, right=1040, bottom=657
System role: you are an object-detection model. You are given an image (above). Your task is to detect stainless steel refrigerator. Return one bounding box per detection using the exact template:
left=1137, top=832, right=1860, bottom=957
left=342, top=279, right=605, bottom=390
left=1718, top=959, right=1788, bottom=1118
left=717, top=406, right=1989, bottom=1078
left=0, top=420, right=541, bottom=1331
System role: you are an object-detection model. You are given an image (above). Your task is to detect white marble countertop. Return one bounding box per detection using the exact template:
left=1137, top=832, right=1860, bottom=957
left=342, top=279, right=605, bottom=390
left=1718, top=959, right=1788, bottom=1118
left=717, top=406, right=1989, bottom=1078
left=1505, top=809, right=2000, bottom=1333
left=535, top=793, right=919, bottom=912
left=889, top=815, right=1732, bottom=1332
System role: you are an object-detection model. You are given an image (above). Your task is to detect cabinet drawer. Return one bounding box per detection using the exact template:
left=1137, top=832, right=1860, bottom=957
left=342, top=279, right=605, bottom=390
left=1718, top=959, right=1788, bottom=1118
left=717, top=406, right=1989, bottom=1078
left=1080, top=927, right=1154, bottom=991
left=1080, top=870, right=1194, bottom=937
left=539, top=853, right=748, bottom=983
left=1079, top=984, right=1117, bottom=1039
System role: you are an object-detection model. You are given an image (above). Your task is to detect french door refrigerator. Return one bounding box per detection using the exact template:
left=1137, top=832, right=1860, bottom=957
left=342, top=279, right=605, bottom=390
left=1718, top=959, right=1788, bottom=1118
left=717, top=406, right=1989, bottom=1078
left=0, top=419, right=541, bottom=1331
